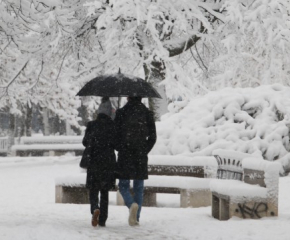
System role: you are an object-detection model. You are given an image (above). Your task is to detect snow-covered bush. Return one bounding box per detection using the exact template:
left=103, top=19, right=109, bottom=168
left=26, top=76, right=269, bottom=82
left=152, top=84, right=290, bottom=167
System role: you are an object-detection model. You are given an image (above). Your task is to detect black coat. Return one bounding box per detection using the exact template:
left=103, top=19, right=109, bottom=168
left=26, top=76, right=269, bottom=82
left=114, top=100, right=157, bottom=180
left=82, top=114, right=116, bottom=190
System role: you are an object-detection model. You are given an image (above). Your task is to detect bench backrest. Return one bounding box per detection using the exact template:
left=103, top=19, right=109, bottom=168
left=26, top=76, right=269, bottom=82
left=243, top=168, right=266, bottom=187
left=148, top=165, right=204, bottom=178
left=214, top=154, right=243, bottom=180
left=212, top=149, right=257, bottom=181
left=147, top=155, right=217, bottom=178
left=242, top=157, right=280, bottom=200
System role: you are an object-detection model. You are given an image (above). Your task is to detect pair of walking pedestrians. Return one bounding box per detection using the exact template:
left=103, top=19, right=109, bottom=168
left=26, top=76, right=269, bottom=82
left=82, top=96, right=157, bottom=227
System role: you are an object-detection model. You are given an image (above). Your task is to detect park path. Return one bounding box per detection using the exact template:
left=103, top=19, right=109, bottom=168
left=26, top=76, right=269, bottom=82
left=0, top=156, right=290, bottom=240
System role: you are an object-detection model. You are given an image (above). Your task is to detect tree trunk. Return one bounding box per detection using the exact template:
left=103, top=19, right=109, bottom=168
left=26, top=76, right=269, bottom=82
left=144, top=61, right=168, bottom=121
left=25, top=103, right=32, bottom=136
left=42, top=108, right=50, bottom=136
left=7, top=113, right=15, bottom=154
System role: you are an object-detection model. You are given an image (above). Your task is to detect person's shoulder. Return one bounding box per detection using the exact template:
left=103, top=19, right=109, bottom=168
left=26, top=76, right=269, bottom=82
left=115, top=107, right=124, bottom=117
left=140, top=102, right=152, bottom=113
left=86, top=120, right=97, bottom=127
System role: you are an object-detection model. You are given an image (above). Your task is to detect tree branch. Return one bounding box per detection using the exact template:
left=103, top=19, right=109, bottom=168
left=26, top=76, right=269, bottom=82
left=195, top=44, right=208, bottom=71
left=165, top=35, right=201, bottom=58
left=0, top=60, right=29, bottom=98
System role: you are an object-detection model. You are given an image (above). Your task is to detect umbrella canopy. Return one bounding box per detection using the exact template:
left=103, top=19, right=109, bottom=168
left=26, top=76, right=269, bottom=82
left=76, top=72, right=162, bottom=98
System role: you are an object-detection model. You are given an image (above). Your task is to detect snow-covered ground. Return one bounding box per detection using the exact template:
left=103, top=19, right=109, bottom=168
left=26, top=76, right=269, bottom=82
left=1, top=155, right=289, bottom=240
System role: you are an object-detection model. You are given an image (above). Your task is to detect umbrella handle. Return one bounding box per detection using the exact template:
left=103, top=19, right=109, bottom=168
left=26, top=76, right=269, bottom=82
left=118, top=97, right=121, bottom=109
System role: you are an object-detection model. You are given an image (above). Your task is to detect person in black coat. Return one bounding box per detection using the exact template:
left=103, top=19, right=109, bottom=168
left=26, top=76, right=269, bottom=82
left=114, top=97, right=156, bottom=226
left=82, top=97, right=116, bottom=227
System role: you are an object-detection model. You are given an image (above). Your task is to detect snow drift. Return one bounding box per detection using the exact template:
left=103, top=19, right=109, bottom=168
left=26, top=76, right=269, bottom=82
left=151, top=84, right=290, bottom=172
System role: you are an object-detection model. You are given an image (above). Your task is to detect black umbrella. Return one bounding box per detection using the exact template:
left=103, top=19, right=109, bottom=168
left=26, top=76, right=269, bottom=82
left=76, top=71, right=162, bottom=98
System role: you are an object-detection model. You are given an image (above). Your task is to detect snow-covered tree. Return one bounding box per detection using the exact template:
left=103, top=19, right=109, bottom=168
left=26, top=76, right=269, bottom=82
left=210, top=0, right=290, bottom=88
left=85, top=0, right=224, bottom=119
left=1, top=0, right=290, bottom=131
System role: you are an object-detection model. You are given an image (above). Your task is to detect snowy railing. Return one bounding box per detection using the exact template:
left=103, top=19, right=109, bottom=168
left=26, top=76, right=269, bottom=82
left=18, top=136, right=83, bottom=145
left=0, top=137, right=8, bottom=153
left=12, top=136, right=84, bottom=156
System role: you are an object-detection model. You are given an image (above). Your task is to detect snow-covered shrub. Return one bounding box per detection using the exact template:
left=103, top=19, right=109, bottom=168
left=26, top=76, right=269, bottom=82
left=152, top=84, right=290, bottom=166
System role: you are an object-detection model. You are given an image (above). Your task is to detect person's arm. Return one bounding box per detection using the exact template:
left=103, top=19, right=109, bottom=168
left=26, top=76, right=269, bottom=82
left=146, top=111, right=157, bottom=153
left=114, top=109, right=122, bottom=151
left=82, top=122, right=92, bottom=147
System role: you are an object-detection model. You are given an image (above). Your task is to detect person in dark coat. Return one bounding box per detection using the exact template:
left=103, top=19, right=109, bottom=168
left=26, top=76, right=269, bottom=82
left=114, top=97, right=157, bottom=226
left=82, top=97, right=116, bottom=227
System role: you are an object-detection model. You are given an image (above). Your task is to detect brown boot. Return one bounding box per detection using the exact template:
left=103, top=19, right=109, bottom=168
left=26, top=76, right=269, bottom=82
left=91, top=209, right=100, bottom=227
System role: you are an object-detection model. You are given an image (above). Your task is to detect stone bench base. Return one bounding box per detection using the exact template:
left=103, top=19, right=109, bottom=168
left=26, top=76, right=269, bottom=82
left=180, top=189, right=211, bottom=208
left=116, top=188, right=211, bottom=208
left=116, top=191, right=158, bottom=207
left=55, top=185, right=211, bottom=208
left=55, top=185, right=89, bottom=204
left=212, top=192, right=278, bottom=220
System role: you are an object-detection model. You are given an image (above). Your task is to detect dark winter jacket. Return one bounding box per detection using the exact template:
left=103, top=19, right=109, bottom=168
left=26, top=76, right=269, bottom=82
left=82, top=113, right=117, bottom=190
left=114, top=100, right=157, bottom=180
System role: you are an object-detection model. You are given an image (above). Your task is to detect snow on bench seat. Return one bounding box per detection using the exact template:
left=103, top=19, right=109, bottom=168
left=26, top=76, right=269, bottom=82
left=146, top=175, right=211, bottom=190
left=55, top=175, right=211, bottom=190
left=210, top=179, right=267, bottom=200
left=148, top=155, right=216, bottom=167
left=55, top=173, right=86, bottom=187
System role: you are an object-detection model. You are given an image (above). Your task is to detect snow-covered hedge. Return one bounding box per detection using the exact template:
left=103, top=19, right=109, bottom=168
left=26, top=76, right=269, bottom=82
left=151, top=84, right=290, bottom=167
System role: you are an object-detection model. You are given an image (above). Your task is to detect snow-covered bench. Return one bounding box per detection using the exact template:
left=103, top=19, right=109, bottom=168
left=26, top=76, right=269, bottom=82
left=11, top=136, right=84, bottom=156
left=55, top=155, right=217, bottom=208
left=211, top=149, right=280, bottom=220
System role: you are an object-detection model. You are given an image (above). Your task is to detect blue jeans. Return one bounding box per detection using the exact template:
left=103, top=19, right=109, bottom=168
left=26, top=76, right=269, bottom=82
left=118, top=179, right=144, bottom=222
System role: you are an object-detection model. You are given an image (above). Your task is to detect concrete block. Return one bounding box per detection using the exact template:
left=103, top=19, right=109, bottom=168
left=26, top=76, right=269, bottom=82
left=55, top=185, right=89, bottom=204
left=143, top=192, right=157, bottom=207
left=180, top=189, right=211, bottom=208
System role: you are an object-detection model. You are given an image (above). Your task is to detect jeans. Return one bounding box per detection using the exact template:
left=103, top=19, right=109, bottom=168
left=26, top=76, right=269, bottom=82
left=89, top=188, right=109, bottom=224
left=118, top=179, right=144, bottom=222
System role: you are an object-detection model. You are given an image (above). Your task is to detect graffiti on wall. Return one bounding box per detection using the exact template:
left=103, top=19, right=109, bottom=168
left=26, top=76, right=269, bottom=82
left=237, top=203, right=268, bottom=218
